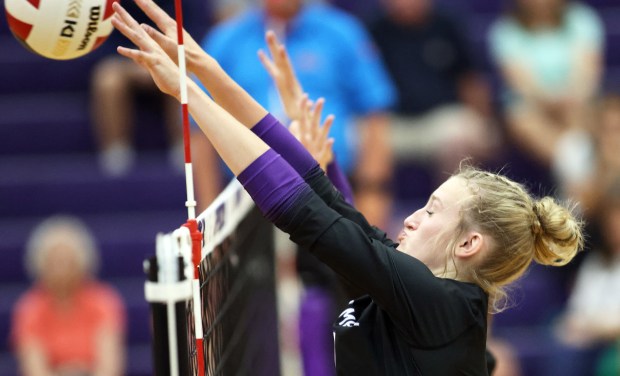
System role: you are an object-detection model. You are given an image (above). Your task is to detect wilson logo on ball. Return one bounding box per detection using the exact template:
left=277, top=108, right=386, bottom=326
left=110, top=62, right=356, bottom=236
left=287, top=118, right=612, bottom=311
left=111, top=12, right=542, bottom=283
left=4, top=0, right=119, bottom=60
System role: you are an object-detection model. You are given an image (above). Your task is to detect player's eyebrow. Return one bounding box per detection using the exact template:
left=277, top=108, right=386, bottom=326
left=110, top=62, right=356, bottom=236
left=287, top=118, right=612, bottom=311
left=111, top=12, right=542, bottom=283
left=429, top=195, right=443, bottom=209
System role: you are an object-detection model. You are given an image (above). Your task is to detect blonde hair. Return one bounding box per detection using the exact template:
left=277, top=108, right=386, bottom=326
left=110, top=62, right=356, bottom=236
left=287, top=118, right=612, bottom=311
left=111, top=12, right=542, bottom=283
left=25, top=215, right=99, bottom=280
left=454, top=167, right=584, bottom=312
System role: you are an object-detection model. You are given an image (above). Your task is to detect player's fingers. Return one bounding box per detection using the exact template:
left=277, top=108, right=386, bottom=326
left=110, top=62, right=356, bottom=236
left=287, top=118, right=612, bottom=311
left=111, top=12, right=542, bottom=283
left=325, top=138, right=335, bottom=163
left=279, top=45, right=297, bottom=83
left=111, top=14, right=141, bottom=47
left=112, top=3, right=142, bottom=31
left=134, top=0, right=177, bottom=36
left=289, top=120, right=301, bottom=140
left=117, top=46, right=147, bottom=65
left=326, top=138, right=335, bottom=150
left=302, top=98, right=314, bottom=137
left=258, top=50, right=278, bottom=79
left=112, top=6, right=151, bottom=49
left=311, top=98, right=325, bottom=135
left=320, top=137, right=335, bottom=154
left=142, top=24, right=177, bottom=60
left=265, top=31, right=280, bottom=58
left=298, top=95, right=311, bottom=138
left=268, top=33, right=289, bottom=71
left=320, top=114, right=335, bottom=141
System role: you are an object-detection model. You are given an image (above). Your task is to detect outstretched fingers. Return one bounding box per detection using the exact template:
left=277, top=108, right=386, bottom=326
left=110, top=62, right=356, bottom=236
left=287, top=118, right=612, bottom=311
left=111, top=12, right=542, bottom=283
left=116, top=45, right=141, bottom=63
left=300, top=96, right=313, bottom=142
left=265, top=31, right=280, bottom=65
left=265, top=32, right=286, bottom=68
left=321, top=115, right=335, bottom=146
left=266, top=31, right=298, bottom=88
left=141, top=23, right=178, bottom=63
left=134, top=0, right=176, bottom=35
left=311, top=98, right=325, bottom=138
left=288, top=94, right=335, bottom=170
left=258, top=49, right=278, bottom=79
left=111, top=3, right=153, bottom=52
left=261, top=30, right=304, bottom=120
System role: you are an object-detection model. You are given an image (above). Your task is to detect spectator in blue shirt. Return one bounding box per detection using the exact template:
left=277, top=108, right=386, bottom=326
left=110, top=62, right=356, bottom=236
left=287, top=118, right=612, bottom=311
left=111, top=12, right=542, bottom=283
left=192, top=0, right=397, bottom=228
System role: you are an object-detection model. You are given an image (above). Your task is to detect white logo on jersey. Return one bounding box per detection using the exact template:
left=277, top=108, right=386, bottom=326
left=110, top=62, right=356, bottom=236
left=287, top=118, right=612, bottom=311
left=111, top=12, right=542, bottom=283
left=338, top=307, right=359, bottom=327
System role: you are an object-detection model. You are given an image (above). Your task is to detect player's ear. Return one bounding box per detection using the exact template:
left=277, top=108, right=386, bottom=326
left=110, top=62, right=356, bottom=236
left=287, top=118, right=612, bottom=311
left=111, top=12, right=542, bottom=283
left=455, top=231, right=484, bottom=259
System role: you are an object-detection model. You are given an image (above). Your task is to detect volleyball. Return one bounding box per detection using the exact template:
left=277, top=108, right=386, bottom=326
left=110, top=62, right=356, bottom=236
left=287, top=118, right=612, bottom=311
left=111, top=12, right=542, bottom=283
left=4, top=0, right=118, bottom=60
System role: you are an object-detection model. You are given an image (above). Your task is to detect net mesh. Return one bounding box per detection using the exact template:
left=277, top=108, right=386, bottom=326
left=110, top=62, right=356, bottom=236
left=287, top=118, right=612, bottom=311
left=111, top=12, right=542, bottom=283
left=149, top=180, right=280, bottom=375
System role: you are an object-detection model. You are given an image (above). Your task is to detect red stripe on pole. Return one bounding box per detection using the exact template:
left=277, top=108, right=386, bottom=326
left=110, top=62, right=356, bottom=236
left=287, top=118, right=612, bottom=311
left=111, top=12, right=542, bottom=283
left=182, top=104, right=191, bottom=164
left=196, top=339, right=205, bottom=375
left=174, top=0, right=184, bottom=45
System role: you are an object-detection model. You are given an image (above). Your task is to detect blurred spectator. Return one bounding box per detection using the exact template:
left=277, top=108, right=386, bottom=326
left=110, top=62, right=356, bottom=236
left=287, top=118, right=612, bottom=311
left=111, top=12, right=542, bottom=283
left=554, top=93, right=620, bottom=217
left=91, top=0, right=208, bottom=177
left=368, top=0, right=498, bottom=186
left=211, top=0, right=253, bottom=22
left=91, top=56, right=183, bottom=176
left=489, top=0, right=604, bottom=168
left=193, top=0, right=397, bottom=228
left=546, top=177, right=620, bottom=375
left=10, top=216, right=126, bottom=376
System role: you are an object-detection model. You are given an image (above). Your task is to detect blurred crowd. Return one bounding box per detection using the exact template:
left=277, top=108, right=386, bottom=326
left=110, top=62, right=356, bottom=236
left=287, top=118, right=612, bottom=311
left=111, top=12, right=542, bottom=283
left=10, top=0, right=620, bottom=375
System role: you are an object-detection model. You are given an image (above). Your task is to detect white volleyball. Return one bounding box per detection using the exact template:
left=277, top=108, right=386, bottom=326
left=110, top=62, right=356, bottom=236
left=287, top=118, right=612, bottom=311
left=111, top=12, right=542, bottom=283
left=4, top=0, right=118, bottom=60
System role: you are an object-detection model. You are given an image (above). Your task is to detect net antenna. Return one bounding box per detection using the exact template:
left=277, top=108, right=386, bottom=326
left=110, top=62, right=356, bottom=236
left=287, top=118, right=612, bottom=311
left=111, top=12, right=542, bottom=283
left=174, top=0, right=196, bottom=220
left=173, top=0, right=204, bottom=374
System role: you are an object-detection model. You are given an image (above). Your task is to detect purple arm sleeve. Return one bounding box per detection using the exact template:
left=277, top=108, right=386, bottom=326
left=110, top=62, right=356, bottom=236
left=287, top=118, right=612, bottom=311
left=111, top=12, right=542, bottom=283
left=237, top=149, right=309, bottom=224
left=251, top=113, right=319, bottom=178
left=326, top=159, right=354, bottom=205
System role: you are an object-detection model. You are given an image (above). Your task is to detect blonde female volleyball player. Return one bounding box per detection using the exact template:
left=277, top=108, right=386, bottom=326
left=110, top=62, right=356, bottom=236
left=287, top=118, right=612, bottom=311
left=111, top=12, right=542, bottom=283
left=111, top=2, right=583, bottom=374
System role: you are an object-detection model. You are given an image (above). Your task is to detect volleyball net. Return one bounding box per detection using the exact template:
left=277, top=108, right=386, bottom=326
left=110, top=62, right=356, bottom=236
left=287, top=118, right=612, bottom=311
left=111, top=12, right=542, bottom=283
left=144, top=180, right=281, bottom=376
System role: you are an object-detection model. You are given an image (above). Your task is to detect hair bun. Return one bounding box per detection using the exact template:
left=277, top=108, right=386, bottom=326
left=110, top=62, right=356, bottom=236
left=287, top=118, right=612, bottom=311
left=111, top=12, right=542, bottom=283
left=531, top=205, right=543, bottom=236
left=531, top=197, right=583, bottom=266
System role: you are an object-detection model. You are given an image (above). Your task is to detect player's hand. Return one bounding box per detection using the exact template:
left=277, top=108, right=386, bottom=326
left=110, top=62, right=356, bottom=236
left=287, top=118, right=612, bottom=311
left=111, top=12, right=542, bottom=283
left=289, top=96, right=335, bottom=171
left=132, top=0, right=207, bottom=73
left=258, top=31, right=305, bottom=121
left=112, top=3, right=181, bottom=100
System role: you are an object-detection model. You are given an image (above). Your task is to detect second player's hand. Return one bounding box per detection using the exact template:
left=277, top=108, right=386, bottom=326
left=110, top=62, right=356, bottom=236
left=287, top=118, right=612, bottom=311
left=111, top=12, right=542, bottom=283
left=258, top=31, right=305, bottom=121
left=289, top=96, right=335, bottom=171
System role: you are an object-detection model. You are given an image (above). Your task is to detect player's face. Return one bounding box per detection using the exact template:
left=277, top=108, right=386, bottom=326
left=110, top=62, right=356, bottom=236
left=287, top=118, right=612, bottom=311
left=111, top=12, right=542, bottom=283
left=397, top=177, right=469, bottom=272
